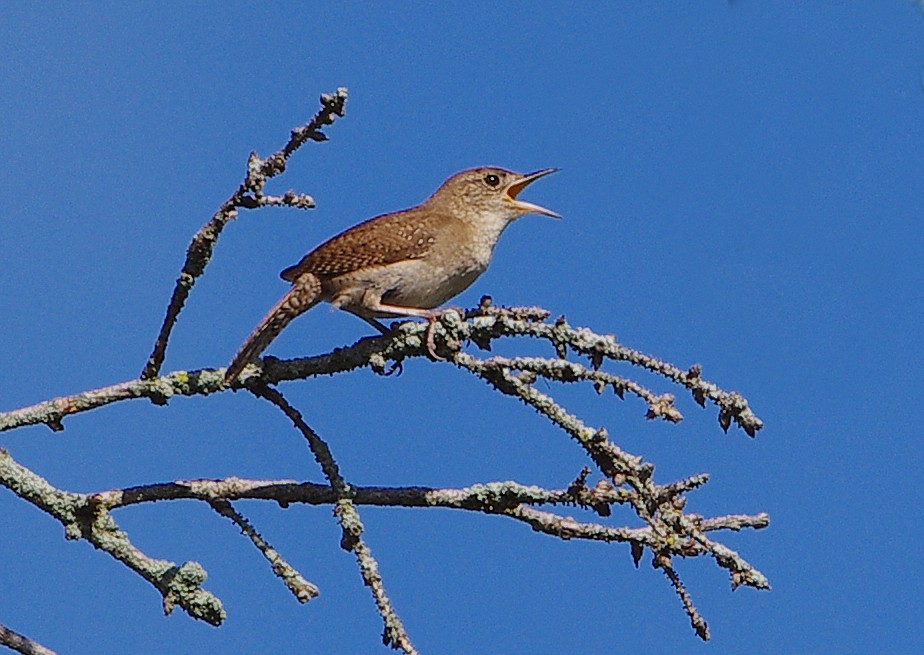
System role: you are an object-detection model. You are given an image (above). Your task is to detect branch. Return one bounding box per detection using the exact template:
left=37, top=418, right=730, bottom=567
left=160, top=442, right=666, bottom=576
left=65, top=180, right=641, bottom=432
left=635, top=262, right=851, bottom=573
left=460, top=301, right=763, bottom=436
left=450, top=347, right=768, bottom=637
left=139, top=88, right=348, bottom=380
left=2, top=456, right=769, bottom=643
left=0, top=450, right=224, bottom=625
left=86, top=476, right=768, bottom=540
left=0, top=623, right=57, bottom=655
left=1, top=305, right=760, bottom=438
left=251, top=386, right=418, bottom=655
left=1, top=303, right=768, bottom=643
left=208, top=498, right=319, bottom=603
left=475, top=355, right=684, bottom=422
left=654, top=555, right=710, bottom=640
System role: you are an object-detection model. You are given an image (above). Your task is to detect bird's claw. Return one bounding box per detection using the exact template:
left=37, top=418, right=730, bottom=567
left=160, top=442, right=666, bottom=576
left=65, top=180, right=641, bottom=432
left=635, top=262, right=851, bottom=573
left=423, top=307, right=466, bottom=361
left=424, top=317, right=446, bottom=361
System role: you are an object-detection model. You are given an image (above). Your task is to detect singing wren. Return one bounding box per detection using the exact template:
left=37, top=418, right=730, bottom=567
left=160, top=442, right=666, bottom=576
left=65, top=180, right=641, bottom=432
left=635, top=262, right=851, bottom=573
left=224, top=166, right=559, bottom=381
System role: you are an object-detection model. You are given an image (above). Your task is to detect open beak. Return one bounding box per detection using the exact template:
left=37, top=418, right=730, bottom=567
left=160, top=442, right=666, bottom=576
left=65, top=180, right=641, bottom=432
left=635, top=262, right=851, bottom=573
left=505, top=168, right=560, bottom=218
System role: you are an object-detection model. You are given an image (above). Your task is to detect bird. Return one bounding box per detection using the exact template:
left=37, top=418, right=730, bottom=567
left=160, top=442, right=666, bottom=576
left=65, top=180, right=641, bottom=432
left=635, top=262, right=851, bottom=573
left=224, top=166, right=559, bottom=382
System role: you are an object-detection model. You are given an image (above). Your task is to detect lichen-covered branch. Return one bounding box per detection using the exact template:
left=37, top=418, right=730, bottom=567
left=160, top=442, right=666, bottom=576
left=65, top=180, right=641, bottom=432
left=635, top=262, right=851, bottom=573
left=250, top=386, right=418, bottom=655
left=82, top=476, right=770, bottom=540
left=451, top=344, right=768, bottom=635
left=2, top=451, right=768, bottom=640
left=472, top=355, right=684, bottom=422
left=0, top=450, right=224, bottom=625
left=208, top=498, right=320, bottom=603
left=460, top=300, right=763, bottom=436
left=0, top=304, right=762, bottom=439
left=139, top=88, right=348, bottom=380
left=2, top=86, right=771, bottom=650
left=1, top=299, right=768, bottom=641
left=655, top=554, right=710, bottom=640
left=0, top=370, right=225, bottom=433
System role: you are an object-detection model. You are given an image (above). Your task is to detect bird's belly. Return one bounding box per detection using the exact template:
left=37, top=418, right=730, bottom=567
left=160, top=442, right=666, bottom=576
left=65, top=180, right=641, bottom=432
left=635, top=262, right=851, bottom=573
left=383, top=265, right=483, bottom=309
left=325, top=257, right=486, bottom=313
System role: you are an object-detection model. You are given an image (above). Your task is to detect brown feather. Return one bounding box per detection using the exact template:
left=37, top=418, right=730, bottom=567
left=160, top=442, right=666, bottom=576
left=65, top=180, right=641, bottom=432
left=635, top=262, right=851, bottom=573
left=280, top=206, right=445, bottom=281
left=224, top=273, right=323, bottom=382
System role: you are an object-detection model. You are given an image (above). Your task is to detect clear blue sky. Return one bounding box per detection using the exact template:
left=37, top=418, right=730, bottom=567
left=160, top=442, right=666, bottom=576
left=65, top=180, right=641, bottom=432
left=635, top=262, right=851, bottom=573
left=2, top=3, right=922, bottom=653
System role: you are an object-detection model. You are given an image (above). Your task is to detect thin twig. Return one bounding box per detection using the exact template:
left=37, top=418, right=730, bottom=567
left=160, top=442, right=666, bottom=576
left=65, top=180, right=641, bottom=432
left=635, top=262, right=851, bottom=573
left=250, top=386, right=418, bottom=655
left=654, top=556, right=710, bottom=641
left=139, top=88, right=347, bottom=379
left=208, top=498, right=319, bottom=602
left=456, top=310, right=764, bottom=436
left=479, top=355, right=684, bottom=422
left=0, top=623, right=58, bottom=655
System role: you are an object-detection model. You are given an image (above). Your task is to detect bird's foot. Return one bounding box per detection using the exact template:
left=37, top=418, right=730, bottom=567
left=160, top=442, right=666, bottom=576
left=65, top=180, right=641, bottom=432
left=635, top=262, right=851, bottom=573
left=424, top=315, right=445, bottom=360
left=423, top=307, right=465, bottom=361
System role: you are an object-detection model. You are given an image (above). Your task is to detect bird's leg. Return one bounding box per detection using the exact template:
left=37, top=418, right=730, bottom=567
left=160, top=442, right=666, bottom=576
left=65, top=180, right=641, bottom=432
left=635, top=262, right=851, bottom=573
left=339, top=308, right=405, bottom=375
left=423, top=312, right=444, bottom=361
left=357, top=300, right=456, bottom=360
left=352, top=313, right=392, bottom=335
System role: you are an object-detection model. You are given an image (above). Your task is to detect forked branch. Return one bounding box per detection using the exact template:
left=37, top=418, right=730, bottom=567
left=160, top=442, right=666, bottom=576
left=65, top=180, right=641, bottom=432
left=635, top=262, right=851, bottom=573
left=139, top=88, right=348, bottom=380
left=0, top=90, right=769, bottom=651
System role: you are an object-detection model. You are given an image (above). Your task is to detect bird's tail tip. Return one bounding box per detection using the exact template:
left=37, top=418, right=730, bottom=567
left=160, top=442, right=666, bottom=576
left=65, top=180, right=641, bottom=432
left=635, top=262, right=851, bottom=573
left=222, top=273, right=323, bottom=386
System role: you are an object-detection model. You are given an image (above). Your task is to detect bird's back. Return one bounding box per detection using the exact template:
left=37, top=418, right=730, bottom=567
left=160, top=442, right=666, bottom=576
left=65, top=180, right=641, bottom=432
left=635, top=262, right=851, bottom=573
left=280, top=205, right=449, bottom=281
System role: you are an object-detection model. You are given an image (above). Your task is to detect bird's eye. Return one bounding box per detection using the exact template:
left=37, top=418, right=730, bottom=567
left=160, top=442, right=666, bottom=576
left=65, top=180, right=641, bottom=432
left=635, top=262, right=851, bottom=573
left=483, top=173, right=501, bottom=187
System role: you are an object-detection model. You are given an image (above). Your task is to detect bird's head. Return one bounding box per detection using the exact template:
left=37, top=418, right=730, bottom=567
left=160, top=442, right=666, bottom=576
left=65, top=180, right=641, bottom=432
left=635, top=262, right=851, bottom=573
left=429, top=167, right=560, bottom=222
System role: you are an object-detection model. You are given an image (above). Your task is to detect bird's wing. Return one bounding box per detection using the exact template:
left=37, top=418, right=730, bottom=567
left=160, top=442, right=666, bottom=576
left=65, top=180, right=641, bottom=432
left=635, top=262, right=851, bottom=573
left=280, top=207, right=447, bottom=281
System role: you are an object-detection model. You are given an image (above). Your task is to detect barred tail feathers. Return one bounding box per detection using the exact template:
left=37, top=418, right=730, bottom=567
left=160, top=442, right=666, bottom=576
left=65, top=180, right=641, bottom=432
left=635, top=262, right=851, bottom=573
left=224, top=274, right=322, bottom=381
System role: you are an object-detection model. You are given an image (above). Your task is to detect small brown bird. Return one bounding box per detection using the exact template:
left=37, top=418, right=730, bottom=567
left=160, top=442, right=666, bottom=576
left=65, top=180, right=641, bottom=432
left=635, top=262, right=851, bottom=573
left=224, top=166, right=559, bottom=381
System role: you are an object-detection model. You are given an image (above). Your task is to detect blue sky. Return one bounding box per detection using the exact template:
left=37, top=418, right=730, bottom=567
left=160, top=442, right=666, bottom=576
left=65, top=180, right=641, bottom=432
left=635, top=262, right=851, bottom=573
left=1, top=2, right=922, bottom=653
